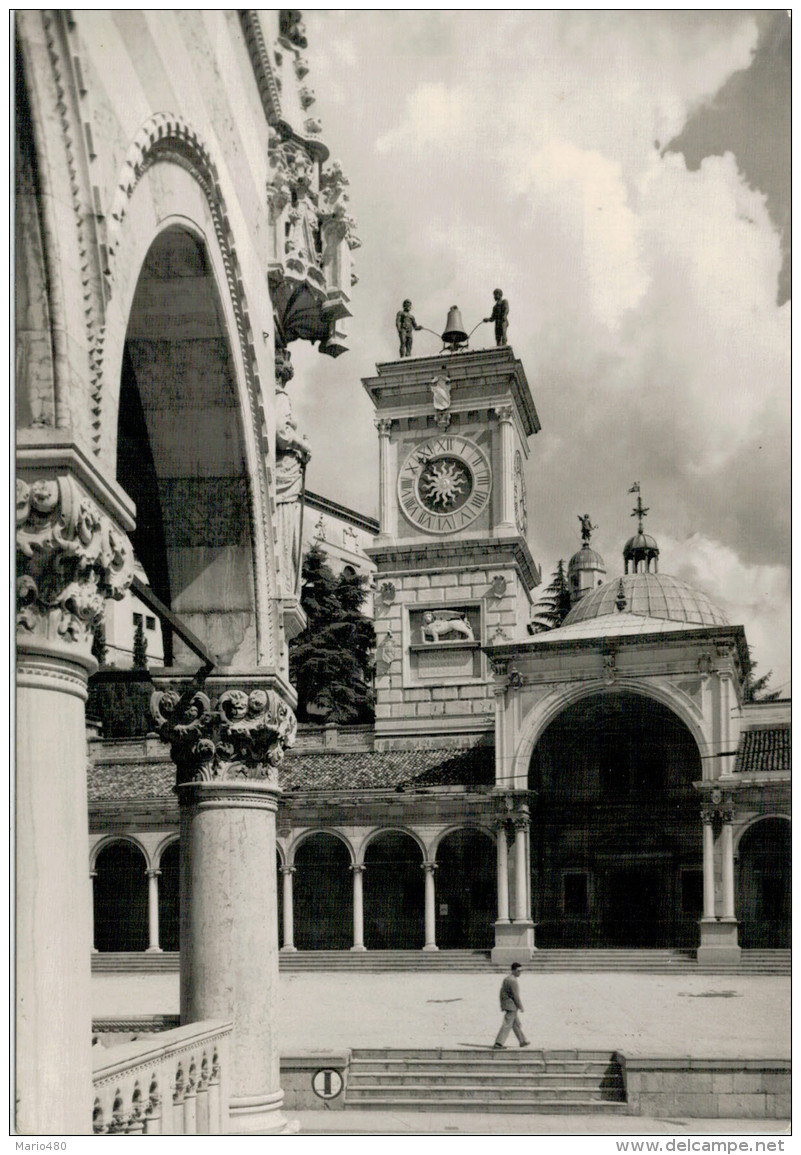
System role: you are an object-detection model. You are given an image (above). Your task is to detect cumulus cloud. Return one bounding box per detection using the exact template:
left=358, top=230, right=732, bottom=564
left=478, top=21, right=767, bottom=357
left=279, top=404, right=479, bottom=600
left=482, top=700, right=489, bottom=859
left=295, top=12, right=789, bottom=689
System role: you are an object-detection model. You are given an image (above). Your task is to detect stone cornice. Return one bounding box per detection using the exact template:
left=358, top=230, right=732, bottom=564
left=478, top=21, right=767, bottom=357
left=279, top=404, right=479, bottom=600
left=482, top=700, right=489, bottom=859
left=487, top=623, right=749, bottom=672
left=365, top=535, right=541, bottom=591
left=362, top=346, right=540, bottom=438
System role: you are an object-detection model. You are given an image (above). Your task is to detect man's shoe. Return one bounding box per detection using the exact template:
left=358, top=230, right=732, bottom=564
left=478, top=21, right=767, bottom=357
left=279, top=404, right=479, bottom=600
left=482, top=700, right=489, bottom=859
left=520, top=1041, right=530, bottom=1048
left=493, top=1043, right=504, bottom=1049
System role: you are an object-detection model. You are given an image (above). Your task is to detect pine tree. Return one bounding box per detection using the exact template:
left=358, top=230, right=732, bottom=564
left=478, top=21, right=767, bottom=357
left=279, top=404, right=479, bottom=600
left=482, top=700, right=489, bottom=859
left=529, top=559, right=572, bottom=633
left=289, top=544, right=375, bottom=723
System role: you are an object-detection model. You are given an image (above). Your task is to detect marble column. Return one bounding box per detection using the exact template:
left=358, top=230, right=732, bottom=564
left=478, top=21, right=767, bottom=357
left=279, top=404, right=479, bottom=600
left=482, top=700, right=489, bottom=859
left=152, top=674, right=298, bottom=1134
left=697, top=795, right=741, bottom=964
left=280, top=866, right=296, bottom=952
left=146, top=869, right=161, bottom=952
left=422, top=861, right=438, bottom=951
left=514, top=817, right=529, bottom=922
left=701, top=809, right=716, bottom=919
left=351, top=864, right=366, bottom=951
left=495, top=826, right=510, bottom=923
left=721, top=808, right=736, bottom=921
left=375, top=419, right=394, bottom=541
left=16, top=462, right=134, bottom=1134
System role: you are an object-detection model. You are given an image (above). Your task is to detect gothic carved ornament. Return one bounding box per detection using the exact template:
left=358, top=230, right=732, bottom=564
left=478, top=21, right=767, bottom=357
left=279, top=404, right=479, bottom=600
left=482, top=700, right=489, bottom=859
left=16, top=474, right=134, bottom=657
left=150, top=684, right=298, bottom=787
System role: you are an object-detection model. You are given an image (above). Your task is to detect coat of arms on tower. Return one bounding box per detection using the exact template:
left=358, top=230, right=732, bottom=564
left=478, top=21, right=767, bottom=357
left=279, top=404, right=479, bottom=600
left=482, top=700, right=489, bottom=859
left=430, top=374, right=452, bottom=429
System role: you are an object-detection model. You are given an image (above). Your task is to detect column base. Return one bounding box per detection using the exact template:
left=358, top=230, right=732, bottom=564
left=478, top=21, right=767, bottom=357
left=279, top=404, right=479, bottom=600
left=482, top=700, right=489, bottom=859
left=422, top=944, right=439, bottom=952
left=146, top=946, right=163, bottom=953
left=350, top=944, right=367, bottom=952
left=229, top=1090, right=300, bottom=1134
left=491, top=920, right=535, bottom=964
left=697, top=918, right=741, bottom=965
left=280, top=944, right=297, bottom=953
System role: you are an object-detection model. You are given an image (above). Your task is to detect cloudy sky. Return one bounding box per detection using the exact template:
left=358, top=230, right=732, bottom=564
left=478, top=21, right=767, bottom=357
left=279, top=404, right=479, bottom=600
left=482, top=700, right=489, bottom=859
left=288, top=10, right=790, bottom=694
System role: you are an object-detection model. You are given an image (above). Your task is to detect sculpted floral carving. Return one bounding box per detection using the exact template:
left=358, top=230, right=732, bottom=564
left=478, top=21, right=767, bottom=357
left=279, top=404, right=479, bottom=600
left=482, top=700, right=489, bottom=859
left=16, top=474, right=133, bottom=652
left=151, top=683, right=298, bottom=786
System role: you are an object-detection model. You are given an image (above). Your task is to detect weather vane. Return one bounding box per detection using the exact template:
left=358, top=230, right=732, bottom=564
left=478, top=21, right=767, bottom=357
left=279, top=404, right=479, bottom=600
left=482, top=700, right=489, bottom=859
left=628, top=482, right=649, bottom=531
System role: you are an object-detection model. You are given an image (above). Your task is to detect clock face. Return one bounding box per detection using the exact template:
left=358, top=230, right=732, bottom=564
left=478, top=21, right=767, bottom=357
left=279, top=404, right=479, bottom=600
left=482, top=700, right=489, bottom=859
left=398, top=435, right=492, bottom=534
left=514, top=451, right=528, bottom=535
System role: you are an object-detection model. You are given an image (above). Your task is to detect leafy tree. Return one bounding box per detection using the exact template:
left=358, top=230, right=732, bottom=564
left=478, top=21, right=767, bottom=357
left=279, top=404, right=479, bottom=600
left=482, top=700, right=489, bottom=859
left=529, top=559, right=572, bottom=633
left=289, top=544, right=375, bottom=723
left=744, top=649, right=781, bottom=702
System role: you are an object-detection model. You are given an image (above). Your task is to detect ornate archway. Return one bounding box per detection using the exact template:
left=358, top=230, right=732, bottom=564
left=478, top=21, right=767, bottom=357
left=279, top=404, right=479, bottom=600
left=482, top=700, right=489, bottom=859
left=528, top=690, right=703, bottom=947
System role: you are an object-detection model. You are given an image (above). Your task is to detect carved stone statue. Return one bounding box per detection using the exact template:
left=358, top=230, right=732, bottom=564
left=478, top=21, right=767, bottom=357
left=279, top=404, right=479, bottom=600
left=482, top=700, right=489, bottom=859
left=279, top=9, right=308, bottom=48
left=274, top=349, right=310, bottom=596
left=421, top=610, right=474, bottom=643
left=396, top=299, right=422, bottom=357
left=484, top=288, right=509, bottom=346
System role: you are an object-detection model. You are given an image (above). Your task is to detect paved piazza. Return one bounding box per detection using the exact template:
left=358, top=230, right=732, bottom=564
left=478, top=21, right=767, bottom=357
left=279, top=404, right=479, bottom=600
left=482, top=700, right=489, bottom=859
left=93, top=971, right=789, bottom=1059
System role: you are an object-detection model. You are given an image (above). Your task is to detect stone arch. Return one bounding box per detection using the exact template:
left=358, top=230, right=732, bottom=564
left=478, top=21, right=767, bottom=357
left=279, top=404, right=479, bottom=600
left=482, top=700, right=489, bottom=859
left=736, top=816, right=790, bottom=948
left=733, top=812, right=791, bottom=856
left=527, top=687, right=704, bottom=949
left=512, top=678, right=709, bottom=786
left=361, top=824, right=427, bottom=863
left=363, top=829, right=426, bottom=950
left=91, top=833, right=151, bottom=871
left=153, top=833, right=179, bottom=869
left=292, top=831, right=353, bottom=950
left=114, top=219, right=271, bottom=667
left=93, top=838, right=149, bottom=952
left=289, top=827, right=355, bottom=866
left=98, top=121, right=278, bottom=666
left=434, top=826, right=496, bottom=949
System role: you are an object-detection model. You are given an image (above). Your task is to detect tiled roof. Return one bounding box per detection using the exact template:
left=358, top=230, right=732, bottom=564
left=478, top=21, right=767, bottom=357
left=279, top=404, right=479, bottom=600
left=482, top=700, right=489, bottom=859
left=281, top=746, right=495, bottom=792
left=88, top=746, right=496, bottom=802
left=734, top=726, right=791, bottom=774
left=89, top=760, right=175, bottom=802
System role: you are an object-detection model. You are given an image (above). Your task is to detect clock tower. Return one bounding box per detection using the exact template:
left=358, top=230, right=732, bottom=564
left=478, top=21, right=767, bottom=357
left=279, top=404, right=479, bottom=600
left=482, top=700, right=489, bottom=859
left=363, top=344, right=541, bottom=745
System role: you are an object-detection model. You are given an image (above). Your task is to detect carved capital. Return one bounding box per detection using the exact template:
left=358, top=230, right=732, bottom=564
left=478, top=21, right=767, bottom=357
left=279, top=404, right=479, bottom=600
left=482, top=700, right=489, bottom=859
left=151, top=683, right=297, bottom=787
left=16, top=473, right=134, bottom=660
left=495, top=405, right=514, bottom=425
left=375, top=418, right=393, bottom=437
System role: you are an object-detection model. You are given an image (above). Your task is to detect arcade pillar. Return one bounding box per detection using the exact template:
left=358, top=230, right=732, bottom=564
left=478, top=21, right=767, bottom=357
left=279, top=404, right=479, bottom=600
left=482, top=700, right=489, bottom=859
left=16, top=455, right=135, bottom=1133
left=151, top=673, right=298, bottom=1133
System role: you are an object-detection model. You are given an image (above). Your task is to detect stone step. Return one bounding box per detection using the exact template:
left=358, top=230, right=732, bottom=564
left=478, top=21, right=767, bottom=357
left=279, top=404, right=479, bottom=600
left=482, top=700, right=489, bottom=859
left=341, top=1097, right=630, bottom=1114
left=90, top=949, right=790, bottom=976
left=347, top=1085, right=623, bottom=1102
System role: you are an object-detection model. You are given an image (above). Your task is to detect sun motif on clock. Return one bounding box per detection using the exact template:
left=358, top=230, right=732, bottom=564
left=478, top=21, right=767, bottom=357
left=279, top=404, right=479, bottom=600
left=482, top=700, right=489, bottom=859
left=398, top=435, right=492, bottom=534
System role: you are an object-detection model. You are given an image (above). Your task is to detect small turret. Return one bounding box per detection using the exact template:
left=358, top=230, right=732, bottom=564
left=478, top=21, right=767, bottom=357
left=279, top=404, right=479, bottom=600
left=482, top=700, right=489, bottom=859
left=568, top=513, right=606, bottom=604
left=623, top=483, right=659, bottom=573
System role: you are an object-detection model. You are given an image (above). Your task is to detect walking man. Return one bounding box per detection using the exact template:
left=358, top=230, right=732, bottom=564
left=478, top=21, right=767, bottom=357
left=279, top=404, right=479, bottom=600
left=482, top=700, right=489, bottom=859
left=494, top=962, right=529, bottom=1048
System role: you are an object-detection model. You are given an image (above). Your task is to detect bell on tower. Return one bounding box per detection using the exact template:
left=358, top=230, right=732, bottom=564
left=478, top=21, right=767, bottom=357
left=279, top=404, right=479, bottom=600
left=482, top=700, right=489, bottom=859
left=568, top=513, right=606, bottom=604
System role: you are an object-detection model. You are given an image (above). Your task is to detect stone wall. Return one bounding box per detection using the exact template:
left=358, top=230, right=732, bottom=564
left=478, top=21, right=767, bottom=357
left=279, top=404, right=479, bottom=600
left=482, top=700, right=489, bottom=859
left=622, top=1057, right=791, bottom=1119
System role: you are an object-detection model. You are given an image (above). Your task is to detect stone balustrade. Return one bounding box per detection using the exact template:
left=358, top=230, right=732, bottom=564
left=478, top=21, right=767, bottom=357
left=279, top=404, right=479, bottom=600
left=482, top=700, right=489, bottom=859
left=92, top=1021, right=232, bottom=1134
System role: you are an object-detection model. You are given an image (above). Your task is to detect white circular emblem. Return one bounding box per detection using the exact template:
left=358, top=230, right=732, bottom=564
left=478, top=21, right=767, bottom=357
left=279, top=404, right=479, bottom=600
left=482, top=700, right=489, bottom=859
left=398, top=435, right=492, bottom=534
left=312, top=1068, right=344, bottom=1099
